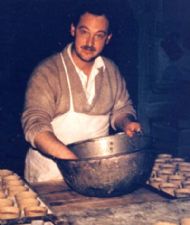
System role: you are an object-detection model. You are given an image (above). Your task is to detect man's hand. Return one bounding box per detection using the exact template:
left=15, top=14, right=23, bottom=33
left=58, top=147, right=78, bottom=160
left=114, top=114, right=142, bottom=137
left=124, top=122, right=141, bottom=137
left=34, top=131, right=78, bottom=160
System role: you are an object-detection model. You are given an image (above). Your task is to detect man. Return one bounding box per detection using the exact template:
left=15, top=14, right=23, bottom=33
left=22, top=1, right=141, bottom=183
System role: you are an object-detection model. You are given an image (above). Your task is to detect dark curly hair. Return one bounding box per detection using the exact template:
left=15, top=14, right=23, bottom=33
left=70, top=0, right=114, bottom=34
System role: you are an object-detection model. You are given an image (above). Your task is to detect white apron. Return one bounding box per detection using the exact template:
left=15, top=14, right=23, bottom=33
left=25, top=53, right=110, bottom=183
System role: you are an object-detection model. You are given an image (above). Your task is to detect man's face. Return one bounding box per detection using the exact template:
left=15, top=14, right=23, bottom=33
left=70, top=12, right=112, bottom=63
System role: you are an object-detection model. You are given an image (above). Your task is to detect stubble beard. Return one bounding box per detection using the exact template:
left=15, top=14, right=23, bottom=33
left=73, top=44, right=97, bottom=64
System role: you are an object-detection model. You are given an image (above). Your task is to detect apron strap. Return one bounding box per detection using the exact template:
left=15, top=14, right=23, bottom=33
left=60, top=53, right=74, bottom=111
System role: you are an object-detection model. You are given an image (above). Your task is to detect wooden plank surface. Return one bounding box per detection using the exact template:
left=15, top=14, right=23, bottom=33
left=32, top=181, right=166, bottom=215
left=31, top=181, right=190, bottom=225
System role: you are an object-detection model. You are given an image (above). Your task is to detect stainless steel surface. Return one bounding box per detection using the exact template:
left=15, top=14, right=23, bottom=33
left=68, top=132, right=150, bottom=159
left=56, top=149, right=154, bottom=197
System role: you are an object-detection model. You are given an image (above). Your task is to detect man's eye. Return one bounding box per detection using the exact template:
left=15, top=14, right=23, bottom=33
left=79, top=29, right=88, bottom=35
left=95, top=34, right=106, bottom=39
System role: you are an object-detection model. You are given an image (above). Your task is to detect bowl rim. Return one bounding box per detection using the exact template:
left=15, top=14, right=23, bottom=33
left=68, top=132, right=126, bottom=147
left=56, top=148, right=151, bottom=162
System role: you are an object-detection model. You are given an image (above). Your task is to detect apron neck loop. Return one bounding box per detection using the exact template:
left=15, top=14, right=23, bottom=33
left=60, top=53, right=74, bottom=112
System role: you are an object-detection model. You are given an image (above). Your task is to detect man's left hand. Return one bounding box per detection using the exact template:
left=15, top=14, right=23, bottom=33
left=124, top=122, right=141, bottom=137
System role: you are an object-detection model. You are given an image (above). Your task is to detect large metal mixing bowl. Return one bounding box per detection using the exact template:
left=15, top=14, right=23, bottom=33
left=56, top=133, right=154, bottom=197
left=67, top=132, right=150, bottom=159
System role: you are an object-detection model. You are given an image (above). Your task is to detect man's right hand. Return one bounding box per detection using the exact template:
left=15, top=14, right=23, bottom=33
left=58, top=147, right=78, bottom=160
left=34, top=131, right=78, bottom=160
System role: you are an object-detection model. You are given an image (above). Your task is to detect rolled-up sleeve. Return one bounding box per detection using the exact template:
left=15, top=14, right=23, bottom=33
left=21, top=63, right=58, bottom=148
left=110, top=66, right=136, bottom=130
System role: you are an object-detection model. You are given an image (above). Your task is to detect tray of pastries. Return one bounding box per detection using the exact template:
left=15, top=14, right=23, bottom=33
left=0, top=169, right=56, bottom=224
left=146, top=154, right=190, bottom=199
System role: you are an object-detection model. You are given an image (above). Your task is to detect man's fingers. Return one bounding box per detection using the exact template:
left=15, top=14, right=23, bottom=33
left=126, top=129, right=134, bottom=137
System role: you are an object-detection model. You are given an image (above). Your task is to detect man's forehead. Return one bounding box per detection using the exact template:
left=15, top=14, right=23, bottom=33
left=77, top=12, right=109, bottom=30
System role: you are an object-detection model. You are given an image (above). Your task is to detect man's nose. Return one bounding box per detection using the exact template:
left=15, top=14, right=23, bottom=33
left=86, top=35, right=95, bottom=46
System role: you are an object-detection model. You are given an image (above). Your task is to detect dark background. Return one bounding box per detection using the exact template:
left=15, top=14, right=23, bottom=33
left=0, top=0, right=138, bottom=176
left=1, top=0, right=190, bottom=176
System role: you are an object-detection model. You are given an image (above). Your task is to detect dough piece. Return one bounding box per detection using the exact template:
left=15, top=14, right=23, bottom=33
left=0, top=191, right=6, bottom=199
left=16, top=190, right=37, bottom=201
left=180, top=217, right=190, bottom=225
left=158, top=169, right=173, bottom=180
left=24, top=206, right=48, bottom=217
left=0, top=170, right=13, bottom=177
left=150, top=177, right=165, bottom=189
left=174, top=188, right=190, bottom=197
left=154, top=222, right=178, bottom=225
left=168, top=174, right=184, bottom=187
left=0, top=206, right=20, bottom=219
left=4, top=179, right=24, bottom=187
left=17, top=198, right=40, bottom=210
left=7, top=185, right=28, bottom=197
left=182, top=180, right=190, bottom=188
left=159, top=182, right=177, bottom=196
left=0, top=198, right=14, bottom=207
left=157, top=154, right=173, bottom=159
left=3, top=174, right=20, bottom=181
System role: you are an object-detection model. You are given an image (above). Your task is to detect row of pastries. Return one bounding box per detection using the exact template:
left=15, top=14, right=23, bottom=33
left=147, top=154, right=190, bottom=197
left=0, top=169, right=48, bottom=220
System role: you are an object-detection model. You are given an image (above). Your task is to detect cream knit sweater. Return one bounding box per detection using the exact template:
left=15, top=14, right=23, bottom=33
left=22, top=44, right=136, bottom=147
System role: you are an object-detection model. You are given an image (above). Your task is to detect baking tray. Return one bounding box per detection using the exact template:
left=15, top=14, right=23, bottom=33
left=145, top=184, right=177, bottom=199
left=0, top=214, right=57, bottom=225
left=145, top=183, right=190, bottom=200
left=0, top=169, right=57, bottom=225
left=145, top=153, right=190, bottom=200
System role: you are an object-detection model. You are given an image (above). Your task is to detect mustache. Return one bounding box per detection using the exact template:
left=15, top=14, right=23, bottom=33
left=81, top=45, right=96, bottom=52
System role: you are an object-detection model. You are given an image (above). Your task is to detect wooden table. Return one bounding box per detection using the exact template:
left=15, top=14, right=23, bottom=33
left=32, top=181, right=190, bottom=225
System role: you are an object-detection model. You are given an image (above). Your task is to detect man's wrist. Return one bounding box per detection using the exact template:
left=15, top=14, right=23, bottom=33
left=115, top=114, right=138, bottom=131
left=122, top=114, right=137, bottom=131
left=126, top=114, right=138, bottom=123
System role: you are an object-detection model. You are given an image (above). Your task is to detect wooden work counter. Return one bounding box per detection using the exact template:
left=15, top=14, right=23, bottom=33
left=32, top=181, right=190, bottom=225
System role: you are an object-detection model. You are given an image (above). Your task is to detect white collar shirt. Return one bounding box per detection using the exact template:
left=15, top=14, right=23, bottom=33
left=67, top=44, right=105, bottom=104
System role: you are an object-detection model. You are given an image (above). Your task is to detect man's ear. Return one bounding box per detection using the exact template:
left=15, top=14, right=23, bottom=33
left=70, top=23, right=76, bottom=37
left=106, top=33, right=112, bottom=45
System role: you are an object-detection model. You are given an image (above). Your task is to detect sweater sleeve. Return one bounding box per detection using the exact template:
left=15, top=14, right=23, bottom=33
left=21, top=59, right=60, bottom=148
left=109, top=63, right=137, bottom=130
